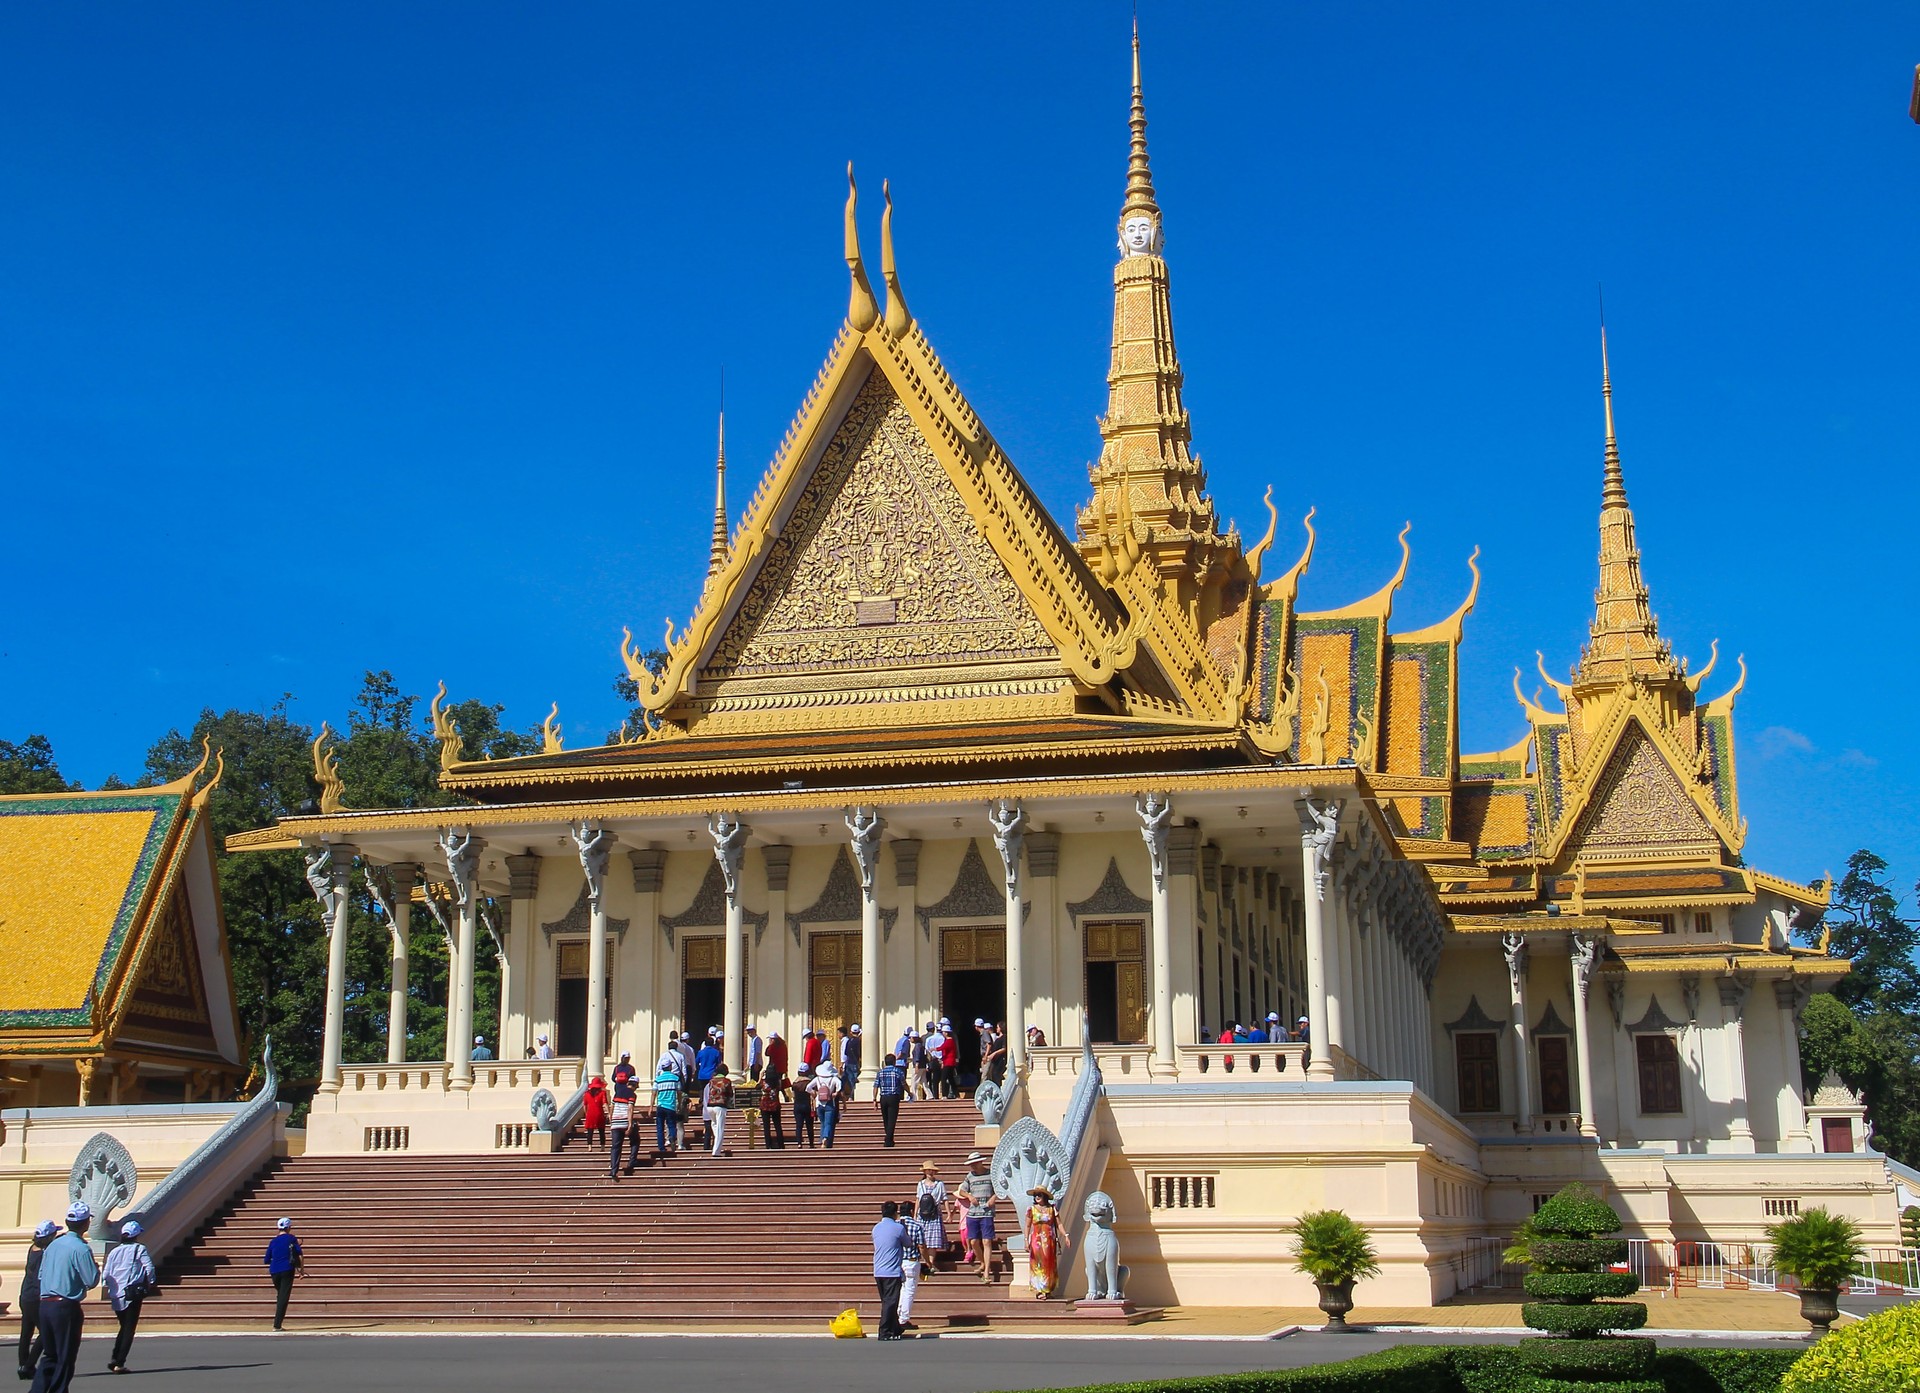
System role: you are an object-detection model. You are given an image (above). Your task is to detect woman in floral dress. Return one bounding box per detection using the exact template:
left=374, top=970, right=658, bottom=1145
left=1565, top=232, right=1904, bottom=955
left=1025, top=1185, right=1068, bottom=1299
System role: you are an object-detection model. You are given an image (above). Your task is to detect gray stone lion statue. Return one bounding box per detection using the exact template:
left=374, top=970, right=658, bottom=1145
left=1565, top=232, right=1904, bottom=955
left=1081, top=1189, right=1128, bottom=1301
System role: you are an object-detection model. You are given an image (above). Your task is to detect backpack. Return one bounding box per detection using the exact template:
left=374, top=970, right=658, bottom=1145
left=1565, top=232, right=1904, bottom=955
left=917, top=1188, right=941, bottom=1223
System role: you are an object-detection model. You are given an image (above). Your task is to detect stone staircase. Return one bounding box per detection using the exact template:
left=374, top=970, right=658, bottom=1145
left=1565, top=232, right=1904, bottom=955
left=145, top=1099, right=1063, bottom=1328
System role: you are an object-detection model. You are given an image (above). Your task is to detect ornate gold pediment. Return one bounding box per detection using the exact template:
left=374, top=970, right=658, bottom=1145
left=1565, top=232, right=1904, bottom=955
left=1560, top=721, right=1718, bottom=863
left=701, top=370, right=1061, bottom=700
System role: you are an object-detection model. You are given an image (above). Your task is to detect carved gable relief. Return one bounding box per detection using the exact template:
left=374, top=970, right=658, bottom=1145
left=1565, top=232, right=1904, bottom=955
left=787, top=845, right=899, bottom=945
left=659, top=860, right=768, bottom=949
left=1564, top=724, right=1717, bottom=862
left=703, top=371, right=1057, bottom=685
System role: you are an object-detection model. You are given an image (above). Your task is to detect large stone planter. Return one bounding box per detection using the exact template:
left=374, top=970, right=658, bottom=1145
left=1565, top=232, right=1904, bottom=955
left=1798, top=1287, right=1841, bottom=1339
left=1315, top=1279, right=1355, bottom=1328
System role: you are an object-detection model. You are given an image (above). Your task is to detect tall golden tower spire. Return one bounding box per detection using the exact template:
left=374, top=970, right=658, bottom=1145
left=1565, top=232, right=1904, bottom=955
left=707, top=389, right=728, bottom=580
left=1077, top=18, right=1229, bottom=605
left=1577, top=324, right=1676, bottom=687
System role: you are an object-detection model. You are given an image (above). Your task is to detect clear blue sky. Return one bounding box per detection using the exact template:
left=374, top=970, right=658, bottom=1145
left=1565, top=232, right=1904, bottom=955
left=3, top=4, right=1915, bottom=896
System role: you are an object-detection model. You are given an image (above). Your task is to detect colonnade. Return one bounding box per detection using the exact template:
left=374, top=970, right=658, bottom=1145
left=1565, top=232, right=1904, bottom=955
left=301, top=792, right=1452, bottom=1096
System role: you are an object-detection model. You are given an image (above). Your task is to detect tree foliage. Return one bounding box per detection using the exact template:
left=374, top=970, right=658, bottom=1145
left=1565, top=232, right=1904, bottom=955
left=1797, top=850, right=1920, bottom=1165
left=0, top=734, right=78, bottom=794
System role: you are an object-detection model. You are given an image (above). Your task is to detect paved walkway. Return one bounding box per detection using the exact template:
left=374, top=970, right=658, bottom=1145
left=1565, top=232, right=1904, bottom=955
left=41, top=1328, right=1795, bottom=1393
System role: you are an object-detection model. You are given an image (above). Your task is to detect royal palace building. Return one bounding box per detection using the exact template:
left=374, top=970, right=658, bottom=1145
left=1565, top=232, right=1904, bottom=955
left=186, top=33, right=1895, bottom=1303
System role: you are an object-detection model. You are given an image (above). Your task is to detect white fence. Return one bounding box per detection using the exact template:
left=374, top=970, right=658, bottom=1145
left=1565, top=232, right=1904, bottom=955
left=1625, top=1240, right=1920, bottom=1297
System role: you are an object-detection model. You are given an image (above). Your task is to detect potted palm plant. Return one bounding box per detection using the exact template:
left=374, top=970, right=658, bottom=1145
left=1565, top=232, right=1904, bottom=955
left=1290, top=1209, right=1381, bottom=1329
left=1768, top=1207, right=1864, bottom=1338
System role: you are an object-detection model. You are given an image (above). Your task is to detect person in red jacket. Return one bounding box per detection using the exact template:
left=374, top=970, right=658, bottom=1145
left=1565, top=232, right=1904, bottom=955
left=765, top=1030, right=789, bottom=1081
left=937, top=1026, right=959, bottom=1098
left=801, top=1029, right=826, bottom=1073
left=582, top=1075, right=610, bottom=1149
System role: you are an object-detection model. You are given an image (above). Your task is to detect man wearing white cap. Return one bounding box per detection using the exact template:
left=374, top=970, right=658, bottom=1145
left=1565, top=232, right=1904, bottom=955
left=102, top=1219, right=156, bottom=1374
left=471, top=1034, right=493, bottom=1062
left=745, top=1024, right=763, bottom=1083
left=263, top=1217, right=302, bottom=1331
left=841, top=1024, right=863, bottom=1093
left=534, top=1033, right=556, bottom=1061
left=15, top=1220, right=57, bottom=1379
left=28, top=1203, right=96, bottom=1393
left=923, top=1021, right=948, bottom=1100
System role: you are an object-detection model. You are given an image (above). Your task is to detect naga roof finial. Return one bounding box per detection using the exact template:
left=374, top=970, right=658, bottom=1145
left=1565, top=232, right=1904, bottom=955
left=881, top=179, right=912, bottom=336
left=845, top=163, right=878, bottom=332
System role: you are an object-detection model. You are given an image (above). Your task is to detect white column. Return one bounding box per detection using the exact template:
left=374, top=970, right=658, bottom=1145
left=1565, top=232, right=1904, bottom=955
left=505, top=855, right=540, bottom=1060
left=1774, top=978, right=1813, bottom=1152
left=439, top=828, right=482, bottom=1089
left=630, top=850, right=667, bottom=1058
left=1502, top=931, right=1532, bottom=1131
left=710, top=813, right=749, bottom=1076
left=1569, top=932, right=1600, bottom=1139
left=1324, top=868, right=1351, bottom=1065
left=1026, top=833, right=1061, bottom=1056
left=760, top=847, right=793, bottom=1045
left=988, top=799, right=1027, bottom=1075
left=1719, top=975, right=1756, bottom=1153
left=572, top=823, right=611, bottom=1080
left=1297, top=798, right=1339, bottom=1082
left=482, top=898, right=509, bottom=1049
left=849, top=807, right=886, bottom=1097
left=304, top=843, right=356, bottom=1092
left=1138, top=793, right=1176, bottom=1076
left=363, top=862, right=414, bottom=1066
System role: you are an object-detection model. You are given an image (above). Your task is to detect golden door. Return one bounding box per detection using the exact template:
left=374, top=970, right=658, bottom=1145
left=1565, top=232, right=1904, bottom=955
left=1085, top=919, right=1147, bottom=1044
left=809, top=931, right=861, bottom=1039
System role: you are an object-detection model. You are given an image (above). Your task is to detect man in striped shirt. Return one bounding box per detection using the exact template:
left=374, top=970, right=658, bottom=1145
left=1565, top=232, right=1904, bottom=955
left=897, top=1197, right=934, bottom=1331
left=873, top=1053, right=908, bottom=1147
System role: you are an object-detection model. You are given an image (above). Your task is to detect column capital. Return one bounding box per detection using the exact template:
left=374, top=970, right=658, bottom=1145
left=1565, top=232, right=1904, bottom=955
left=1569, top=931, right=1599, bottom=1000
left=1295, top=798, right=1341, bottom=901
left=1167, top=824, right=1202, bottom=878
left=570, top=823, right=612, bottom=911
left=761, top=844, right=793, bottom=893
left=628, top=847, right=667, bottom=895
left=708, top=813, right=750, bottom=906
left=1136, top=792, right=1172, bottom=890
left=1501, top=931, right=1529, bottom=991
left=847, top=807, right=887, bottom=896
left=1024, top=832, right=1059, bottom=880
left=505, top=853, right=540, bottom=901
left=1200, top=843, right=1222, bottom=892
left=1718, top=973, right=1753, bottom=1019
left=437, top=828, right=482, bottom=906
left=987, top=799, right=1027, bottom=896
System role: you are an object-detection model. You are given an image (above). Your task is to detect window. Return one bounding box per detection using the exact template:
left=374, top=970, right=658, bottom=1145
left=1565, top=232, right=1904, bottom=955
left=1531, top=1193, right=1555, bottom=1213
left=1636, top=1034, right=1684, bottom=1114
left=1693, top=912, right=1713, bottom=935
left=1456, top=1032, right=1501, bottom=1112
left=1537, top=1036, right=1572, bottom=1114
left=1654, top=914, right=1677, bottom=934
left=1764, top=1198, right=1800, bottom=1218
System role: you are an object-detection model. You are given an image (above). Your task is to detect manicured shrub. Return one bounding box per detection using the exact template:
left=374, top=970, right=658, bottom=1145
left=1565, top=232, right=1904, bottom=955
left=1523, top=1271, right=1641, bottom=1301
left=1781, top=1300, right=1920, bottom=1391
left=1290, top=1209, right=1383, bottom=1285
left=1655, top=1347, right=1802, bottom=1392
left=1019, top=1345, right=1457, bottom=1393
left=1515, top=1183, right=1650, bottom=1390
left=1765, top=1208, right=1864, bottom=1294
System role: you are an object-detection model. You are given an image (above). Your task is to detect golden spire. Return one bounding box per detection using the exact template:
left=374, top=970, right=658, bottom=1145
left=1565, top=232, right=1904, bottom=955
left=1577, top=322, right=1676, bottom=686
left=708, top=394, right=728, bottom=579
left=1077, top=18, right=1227, bottom=599
left=1123, top=17, right=1160, bottom=228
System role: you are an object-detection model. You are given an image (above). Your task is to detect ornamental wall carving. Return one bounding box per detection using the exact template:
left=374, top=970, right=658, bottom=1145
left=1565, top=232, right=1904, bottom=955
left=703, top=372, right=1057, bottom=689
left=1565, top=725, right=1715, bottom=860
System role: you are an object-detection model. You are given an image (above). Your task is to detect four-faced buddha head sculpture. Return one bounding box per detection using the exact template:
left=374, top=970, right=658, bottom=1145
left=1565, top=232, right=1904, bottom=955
left=1120, top=211, right=1162, bottom=258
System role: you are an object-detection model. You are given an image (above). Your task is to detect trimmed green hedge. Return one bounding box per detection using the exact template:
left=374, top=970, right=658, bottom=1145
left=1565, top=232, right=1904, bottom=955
left=1527, top=1237, right=1628, bottom=1268
left=1516, top=1336, right=1655, bottom=1378
left=1523, top=1271, right=1641, bottom=1301
left=1521, top=1301, right=1651, bottom=1337
left=1530, top=1189, right=1623, bottom=1238
left=1007, top=1344, right=1799, bottom=1393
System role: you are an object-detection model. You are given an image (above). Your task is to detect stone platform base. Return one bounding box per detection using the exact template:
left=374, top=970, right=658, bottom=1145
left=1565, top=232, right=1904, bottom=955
left=1071, top=1298, right=1156, bottom=1323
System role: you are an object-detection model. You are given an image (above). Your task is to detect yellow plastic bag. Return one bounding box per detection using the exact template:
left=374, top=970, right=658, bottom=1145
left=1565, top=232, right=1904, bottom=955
left=830, top=1307, right=866, bottom=1339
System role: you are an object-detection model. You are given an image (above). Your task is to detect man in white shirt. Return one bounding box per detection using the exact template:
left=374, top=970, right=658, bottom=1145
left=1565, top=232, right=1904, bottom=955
left=745, top=1025, right=764, bottom=1082
left=534, top=1034, right=556, bottom=1060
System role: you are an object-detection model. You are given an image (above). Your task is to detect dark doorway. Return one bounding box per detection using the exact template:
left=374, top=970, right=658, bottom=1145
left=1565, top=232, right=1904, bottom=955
left=1822, top=1118, right=1854, bottom=1154
left=556, top=979, right=588, bottom=1057
left=683, top=978, right=724, bottom=1040
left=942, top=968, right=1002, bottom=1081
left=1087, top=961, right=1119, bottom=1043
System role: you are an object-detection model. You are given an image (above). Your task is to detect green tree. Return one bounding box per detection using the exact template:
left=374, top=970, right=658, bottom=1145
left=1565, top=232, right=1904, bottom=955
left=1796, top=850, right=1920, bottom=1166
left=0, top=734, right=78, bottom=793
left=142, top=701, right=325, bottom=1101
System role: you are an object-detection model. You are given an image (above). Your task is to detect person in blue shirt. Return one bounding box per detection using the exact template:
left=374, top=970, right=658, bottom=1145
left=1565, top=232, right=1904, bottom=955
left=694, top=1037, right=722, bottom=1084
left=29, top=1203, right=98, bottom=1393
left=653, top=1064, right=684, bottom=1156
left=263, top=1217, right=303, bottom=1331
left=870, top=1202, right=908, bottom=1340
left=872, top=1053, right=907, bottom=1148
left=471, top=1034, right=494, bottom=1062
left=1247, top=1020, right=1269, bottom=1044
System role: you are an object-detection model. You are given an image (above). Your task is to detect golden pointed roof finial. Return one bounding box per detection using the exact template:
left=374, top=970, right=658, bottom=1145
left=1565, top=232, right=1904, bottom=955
left=1600, top=301, right=1627, bottom=510
left=845, top=163, right=879, bottom=332
left=881, top=179, right=912, bottom=336
left=1119, top=13, right=1163, bottom=253
left=708, top=376, right=729, bottom=579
